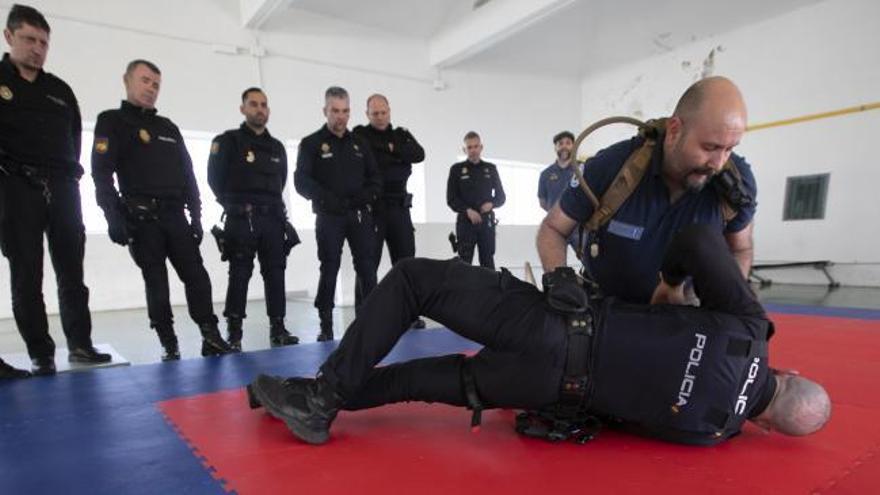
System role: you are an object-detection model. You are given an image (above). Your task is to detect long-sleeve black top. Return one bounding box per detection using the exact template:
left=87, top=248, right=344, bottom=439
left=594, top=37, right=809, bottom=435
left=91, top=100, right=201, bottom=219
left=0, top=53, right=82, bottom=176
left=446, top=159, right=505, bottom=214
left=294, top=125, right=381, bottom=213
left=207, top=123, right=287, bottom=206
left=352, top=123, right=424, bottom=197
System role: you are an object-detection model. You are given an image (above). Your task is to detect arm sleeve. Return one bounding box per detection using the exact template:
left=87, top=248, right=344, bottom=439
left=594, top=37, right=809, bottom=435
left=293, top=138, right=327, bottom=201
left=491, top=165, right=506, bottom=208
left=446, top=165, right=467, bottom=213
left=660, top=224, right=765, bottom=319
left=280, top=144, right=288, bottom=191
left=361, top=142, right=383, bottom=201
left=90, top=114, right=122, bottom=213
left=178, top=130, right=201, bottom=221
left=394, top=128, right=425, bottom=164
left=537, top=172, right=547, bottom=201
left=206, top=134, right=229, bottom=203
left=71, top=92, right=83, bottom=166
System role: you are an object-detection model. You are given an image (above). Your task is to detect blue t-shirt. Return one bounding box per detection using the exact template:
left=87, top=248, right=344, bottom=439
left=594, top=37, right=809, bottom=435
left=559, top=137, right=757, bottom=303
left=538, top=162, right=576, bottom=210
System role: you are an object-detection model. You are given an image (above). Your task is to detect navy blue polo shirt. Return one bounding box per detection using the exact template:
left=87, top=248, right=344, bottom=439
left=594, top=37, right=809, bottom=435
left=537, top=162, right=576, bottom=210
left=559, top=137, right=757, bottom=303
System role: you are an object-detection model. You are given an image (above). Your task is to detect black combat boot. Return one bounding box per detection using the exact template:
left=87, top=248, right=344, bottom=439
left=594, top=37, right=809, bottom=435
left=68, top=346, right=112, bottom=364
left=155, top=324, right=181, bottom=361
left=199, top=322, right=234, bottom=357
left=30, top=356, right=56, bottom=376
left=226, top=317, right=244, bottom=352
left=317, top=310, right=334, bottom=342
left=0, top=358, right=31, bottom=379
left=247, top=373, right=342, bottom=445
left=246, top=375, right=312, bottom=410
left=269, top=317, right=299, bottom=347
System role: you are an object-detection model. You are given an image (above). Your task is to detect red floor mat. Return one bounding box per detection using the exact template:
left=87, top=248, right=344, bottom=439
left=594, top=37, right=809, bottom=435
left=160, top=313, right=880, bottom=494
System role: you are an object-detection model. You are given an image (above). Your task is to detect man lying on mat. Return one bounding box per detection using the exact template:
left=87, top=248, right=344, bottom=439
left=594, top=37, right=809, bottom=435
left=246, top=225, right=830, bottom=446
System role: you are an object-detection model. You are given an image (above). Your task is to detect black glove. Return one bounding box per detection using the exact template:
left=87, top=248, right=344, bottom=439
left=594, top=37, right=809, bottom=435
left=105, top=208, right=130, bottom=246
left=190, top=219, right=204, bottom=245
left=542, top=267, right=589, bottom=315
left=283, top=221, right=300, bottom=256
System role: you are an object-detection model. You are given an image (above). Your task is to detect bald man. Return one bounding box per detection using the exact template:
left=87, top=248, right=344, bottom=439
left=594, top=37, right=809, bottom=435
left=538, top=77, right=757, bottom=304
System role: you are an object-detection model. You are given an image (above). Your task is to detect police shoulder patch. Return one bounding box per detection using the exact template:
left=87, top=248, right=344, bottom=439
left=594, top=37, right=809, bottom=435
left=210, top=141, right=220, bottom=154
left=94, top=137, right=109, bottom=154
left=0, top=85, right=12, bottom=101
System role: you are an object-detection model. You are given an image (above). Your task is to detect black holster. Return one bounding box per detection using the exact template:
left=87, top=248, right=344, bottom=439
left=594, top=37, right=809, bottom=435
left=283, top=221, right=300, bottom=256
left=211, top=225, right=228, bottom=261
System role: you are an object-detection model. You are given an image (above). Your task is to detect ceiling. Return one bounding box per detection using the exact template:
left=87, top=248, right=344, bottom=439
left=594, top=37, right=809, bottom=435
left=238, top=0, right=826, bottom=78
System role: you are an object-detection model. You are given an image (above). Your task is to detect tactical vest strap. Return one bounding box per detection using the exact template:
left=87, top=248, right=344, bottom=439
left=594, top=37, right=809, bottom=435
left=585, top=139, right=656, bottom=231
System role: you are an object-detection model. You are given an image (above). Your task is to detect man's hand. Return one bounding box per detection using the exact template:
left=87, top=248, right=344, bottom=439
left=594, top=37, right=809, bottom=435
left=479, top=201, right=493, bottom=214
left=466, top=208, right=483, bottom=224
left=650, top=274, right=687, bottom=305
left=105, top=209, right=130, bottom=246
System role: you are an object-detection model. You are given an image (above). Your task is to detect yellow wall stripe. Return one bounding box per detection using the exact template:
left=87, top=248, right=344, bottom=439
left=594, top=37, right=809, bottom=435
left=747, top=102, right=880, bottom=132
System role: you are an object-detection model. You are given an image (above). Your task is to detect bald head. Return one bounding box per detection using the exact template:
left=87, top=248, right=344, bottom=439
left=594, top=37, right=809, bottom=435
left=758, top=373, right=831, bottom=436
left=663, top=77, right=748, bottom=193
left=673, top=76, right=747, bottom=131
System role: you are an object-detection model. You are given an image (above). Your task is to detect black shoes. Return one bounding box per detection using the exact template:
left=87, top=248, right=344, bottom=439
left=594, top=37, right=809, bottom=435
left=30, top=357, right=56, bottom=376
left=154, top=325, right=181, bottom=361
left=269, top=317, right=299, bottom=347
left=411, top=318, right=427, bottom=329
left=247, top=374, right=342, bottom=445
left=0, top=358, right=31, bottom=380
left=226, top=318, right=243, bottom=352
left=247, top=375, right=312, bottom=410
left=199, top=322, right=235, bottom=357
left=317, top=310, right=334, bottom=342
left=68, top=346, right=112, bottom=364
left=160, top=346, right=181, bottom=362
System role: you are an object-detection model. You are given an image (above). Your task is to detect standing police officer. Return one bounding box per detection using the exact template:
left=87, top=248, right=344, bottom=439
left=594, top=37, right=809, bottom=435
left=208, top=87, right=299, bottom=351
left=446, top=131, right=505, bottom=269
left=294, top=86, right=381, bottom=341
left=1, top=4, right=110, bottom=376
left=352, top=94, right=426, bottom=328
left=91, top=60, right=232, bottom=360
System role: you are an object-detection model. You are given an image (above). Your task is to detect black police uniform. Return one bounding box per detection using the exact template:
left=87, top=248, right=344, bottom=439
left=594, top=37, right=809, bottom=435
left=446, top=159, right=505, bottom=269
left=207, top=123, right=298, bottom=349
left=315, top=225, right=775, bottom=446
left=294, top=125, right=381, bottom=339
left=352, top=123, right=424, bottom=266
left=0, top=53, right=108, bottom=373
left=92, top=100, right=230, bottom=359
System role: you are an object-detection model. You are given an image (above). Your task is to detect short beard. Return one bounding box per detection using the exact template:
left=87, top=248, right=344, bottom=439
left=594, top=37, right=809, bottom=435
left=557, top=150, right=571, bottom=162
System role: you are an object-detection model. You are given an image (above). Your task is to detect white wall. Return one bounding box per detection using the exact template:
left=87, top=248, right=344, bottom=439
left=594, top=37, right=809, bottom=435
left=578, top=0, right=880, bottom=287
left=0, top=0, right=578, bottom=318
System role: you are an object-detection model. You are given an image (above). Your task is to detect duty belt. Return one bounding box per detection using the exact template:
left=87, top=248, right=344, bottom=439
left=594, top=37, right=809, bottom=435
left=123, top=196, right=184, bottom=221
left=513, top=310, right=601, bottom=444
left=0, top=160, right=53, bottom=204
left=381, top=193, right=413, bottom=207
left=225, top=203, right=284, bottom=216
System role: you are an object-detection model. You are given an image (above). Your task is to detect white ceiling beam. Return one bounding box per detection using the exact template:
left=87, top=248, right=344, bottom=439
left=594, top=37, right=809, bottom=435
left=239, top=0, right=294, bottom=29
left=429, top=0, right=576, bottom=68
